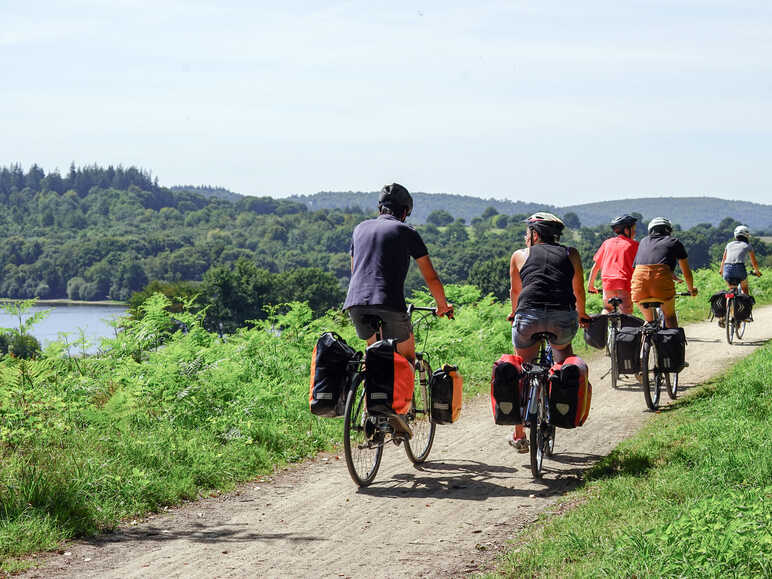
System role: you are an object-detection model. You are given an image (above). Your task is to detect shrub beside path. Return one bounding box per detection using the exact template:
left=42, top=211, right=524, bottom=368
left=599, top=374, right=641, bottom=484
left=24, top=307, right=772, bottom=578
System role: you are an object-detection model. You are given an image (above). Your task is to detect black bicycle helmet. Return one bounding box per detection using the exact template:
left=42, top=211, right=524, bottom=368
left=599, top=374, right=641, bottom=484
left=378, top=183, right=413, bottom=216
left=610, top=214, right=637, bottom=233
left=523, top=211, right=565, bottom=240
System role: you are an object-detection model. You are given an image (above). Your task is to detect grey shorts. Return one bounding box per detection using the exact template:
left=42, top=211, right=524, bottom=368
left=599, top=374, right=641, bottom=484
left=512, top=308, right=578, bottom=349
left=347, top=305, right=413, bottom=342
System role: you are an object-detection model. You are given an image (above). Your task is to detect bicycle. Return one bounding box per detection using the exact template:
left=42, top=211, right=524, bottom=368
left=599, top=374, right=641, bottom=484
left=638, top=292, right=691, bottom=410
left=605, top=297, right=625, bottom=390
left=521, top=333, right=556, bottom=479
left=342, top=305, right=439, bottom=487
left=723, top=273, right=760, bottom=345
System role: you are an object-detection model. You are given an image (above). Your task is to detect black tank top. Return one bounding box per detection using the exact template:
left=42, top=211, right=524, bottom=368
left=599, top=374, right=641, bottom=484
left=517, top=243, right=576, bottom=311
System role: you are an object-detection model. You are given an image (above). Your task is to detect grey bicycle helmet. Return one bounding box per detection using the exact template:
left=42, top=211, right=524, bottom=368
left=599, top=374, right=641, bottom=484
left=523, top=212, right=566, bottom=240
left=647, top=217, right=672, bottom=234
left=610, top=214, right=637, bottom=233
left=378, top=183, right=413, bottom=216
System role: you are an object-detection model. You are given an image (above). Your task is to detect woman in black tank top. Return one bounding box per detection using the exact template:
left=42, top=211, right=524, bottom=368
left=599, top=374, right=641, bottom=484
left=517, top=243, right=577, bottom=311
left=505, top=213, right=590, bottom=452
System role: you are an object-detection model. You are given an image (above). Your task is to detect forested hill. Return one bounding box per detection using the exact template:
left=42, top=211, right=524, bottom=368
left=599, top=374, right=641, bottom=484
left=290, top=191, right=772, bottom=230
left=562, top=197, right=772, bottom=230
left=287, top=192, right=551, bottom=225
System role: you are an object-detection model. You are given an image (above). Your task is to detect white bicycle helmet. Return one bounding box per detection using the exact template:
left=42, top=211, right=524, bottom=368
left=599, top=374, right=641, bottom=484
left=733, top=225, right=751, bottom=239
left=647, top=217, right=672, bottom=234
left=523, top=212, right=566, bottom=240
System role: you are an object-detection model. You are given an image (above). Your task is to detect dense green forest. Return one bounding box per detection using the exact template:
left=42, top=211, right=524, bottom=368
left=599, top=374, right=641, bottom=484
left=1, top=164, right=770, bottom=332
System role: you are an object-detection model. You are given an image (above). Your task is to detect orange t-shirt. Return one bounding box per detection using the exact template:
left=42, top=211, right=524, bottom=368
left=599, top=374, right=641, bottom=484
left=593, top=235, right=639, bottom=291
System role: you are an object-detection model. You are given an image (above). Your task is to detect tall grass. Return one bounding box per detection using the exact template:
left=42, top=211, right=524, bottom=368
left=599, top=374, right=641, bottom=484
left=493, top=342, right=772, bottom=577
left=0, top=268, right=769, bottom=571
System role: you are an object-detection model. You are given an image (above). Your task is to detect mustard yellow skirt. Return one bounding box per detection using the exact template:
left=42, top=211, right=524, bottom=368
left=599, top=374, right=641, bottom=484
left=630, top=264, right=675, bottom=303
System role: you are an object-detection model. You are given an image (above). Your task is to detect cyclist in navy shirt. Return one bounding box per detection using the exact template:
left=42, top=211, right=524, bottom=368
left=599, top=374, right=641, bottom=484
left=344, top=183, right=453, bottom=364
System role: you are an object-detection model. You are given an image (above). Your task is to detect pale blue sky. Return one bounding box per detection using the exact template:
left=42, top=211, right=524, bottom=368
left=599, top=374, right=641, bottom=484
left=1, top=1, right=770, bottom=205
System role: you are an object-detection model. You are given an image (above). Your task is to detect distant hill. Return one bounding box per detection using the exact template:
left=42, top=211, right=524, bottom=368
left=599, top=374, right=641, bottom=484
left=287, top=191, right=553, bottom=224
left=560, top=197, right=772, bottom=231
left=289, top=191, right=772, bottom=231
left=171, top=185, right=242, bottom=203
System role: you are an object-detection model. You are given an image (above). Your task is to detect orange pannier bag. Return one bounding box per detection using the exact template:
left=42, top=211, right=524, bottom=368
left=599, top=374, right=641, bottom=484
left=430, top=365, right=463, bottom=424
left=548, top=355, right=592, bottom=428
left=364, top=339, right=414, bottom=415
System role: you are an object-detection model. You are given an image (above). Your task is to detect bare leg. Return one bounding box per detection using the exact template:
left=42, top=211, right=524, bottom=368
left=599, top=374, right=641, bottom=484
left=740, top=279, right=750, bottom=295
left=659, top=298, right=678, bottom=328
left=365, top=332, right=416, bottom=365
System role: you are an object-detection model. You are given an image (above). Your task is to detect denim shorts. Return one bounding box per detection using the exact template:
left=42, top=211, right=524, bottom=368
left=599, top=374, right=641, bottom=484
left=723, top=263, right=747, bottom=286
left=347, top=305, right=412, bottom=342
left=512, top=308, right=578, bottom=349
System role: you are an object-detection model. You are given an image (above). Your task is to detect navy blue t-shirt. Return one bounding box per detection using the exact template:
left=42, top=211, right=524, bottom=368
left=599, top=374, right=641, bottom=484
left=633, top=234, right=688, bottom=272
left=344, top=215, right=429, bottom=311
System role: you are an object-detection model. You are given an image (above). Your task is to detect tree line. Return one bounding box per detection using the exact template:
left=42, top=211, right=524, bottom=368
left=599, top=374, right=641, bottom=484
left=0, top=164, right=768, bottom=332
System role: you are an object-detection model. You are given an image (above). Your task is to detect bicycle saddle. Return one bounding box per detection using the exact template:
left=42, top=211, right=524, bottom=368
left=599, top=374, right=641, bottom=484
left=608, top=297, right=623, bottom=307
left=640, top=301, right=663, bottom=309
left=531, top=331, right=557, bottom=342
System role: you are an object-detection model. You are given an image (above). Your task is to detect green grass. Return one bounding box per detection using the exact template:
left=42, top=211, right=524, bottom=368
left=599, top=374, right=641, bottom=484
left=491, top=342, right=772, bottom=578
left=0, top=268, right=770, bottom=571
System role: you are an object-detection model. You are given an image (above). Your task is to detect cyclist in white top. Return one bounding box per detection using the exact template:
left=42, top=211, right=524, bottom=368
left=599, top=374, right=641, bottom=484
left=719, top=225, right=762, bottom=295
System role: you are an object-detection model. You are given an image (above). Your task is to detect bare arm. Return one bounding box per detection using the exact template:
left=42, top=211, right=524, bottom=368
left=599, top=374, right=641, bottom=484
left=415, top=255, right=453, bottom=317
left=569, top=247, right=588, bottom=321
left=719, top=249, right=726, bottom=275
left=749, top=250, right=761, bottom=275
left=678, top=258, right=698, bottom=296
left=587, top=261, right=600, bottom=293
left=508, top=250, right=525, bottom=322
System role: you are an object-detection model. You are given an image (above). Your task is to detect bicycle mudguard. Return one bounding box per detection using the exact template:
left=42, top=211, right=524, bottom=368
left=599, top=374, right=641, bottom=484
left=548, top=356, right=592, bottom=428
left=490, top=354, right=526, bottom=425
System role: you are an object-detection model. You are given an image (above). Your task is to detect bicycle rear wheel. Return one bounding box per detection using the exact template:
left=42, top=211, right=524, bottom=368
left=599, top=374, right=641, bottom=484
left=529, top=380, right=551, bottom=478
left=726, top=298, right=735, bottom=344
left=404, top=358, right=436, bottom=464
left=343, top=375, right=383, bottom=487
left=641, top=339, right=661, bottom=411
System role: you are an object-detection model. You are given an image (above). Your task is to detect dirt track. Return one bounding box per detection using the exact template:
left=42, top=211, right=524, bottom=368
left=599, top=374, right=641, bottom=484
left=25, top=307, right=772, bottom=578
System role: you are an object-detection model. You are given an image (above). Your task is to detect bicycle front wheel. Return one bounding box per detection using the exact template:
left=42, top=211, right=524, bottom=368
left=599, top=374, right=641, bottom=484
left=404, top=358, right=436, bottom=464
left=726, top=298, right=735, bottom=344
left=641, top=339, right=661, bottom=411
left=667, top=371, right=678, bottom=400
left=736, top=319, right=747, bottom=339
left=343, top=375, right=383, bottom=487
left=609, top=326, right=619, bottom=390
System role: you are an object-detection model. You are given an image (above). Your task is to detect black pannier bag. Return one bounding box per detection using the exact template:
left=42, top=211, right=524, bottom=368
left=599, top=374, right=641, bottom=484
left=733, top=294, right=755, bottom=322
left=619, top=314, right=645, bottom=328
left=490, top=354, right=526, bottom=425
left=709, top=291, right=728, bottom=318
left=615, top=326, right=642, bottom=374
left=309, top=332, right=357, bottom=417
left=583, top=314, right=608, bottom=349
left=653, top=328, right=687, bottom=373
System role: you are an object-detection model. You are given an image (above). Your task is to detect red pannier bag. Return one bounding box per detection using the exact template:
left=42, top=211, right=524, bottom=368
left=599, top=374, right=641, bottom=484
left=365, top=339, right=414, bottom=415
left=548, top=355, right=592, bottom=428
left=490, top=354, right=526, bottom=425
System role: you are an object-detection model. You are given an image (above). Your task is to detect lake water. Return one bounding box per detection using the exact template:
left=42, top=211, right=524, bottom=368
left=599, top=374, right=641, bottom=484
left=0, top=304, right=128, bottom=352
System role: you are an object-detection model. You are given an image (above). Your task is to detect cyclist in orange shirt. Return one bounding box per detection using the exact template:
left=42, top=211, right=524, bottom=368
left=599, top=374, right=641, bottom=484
left=587, top=215, right=639, bottom=315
